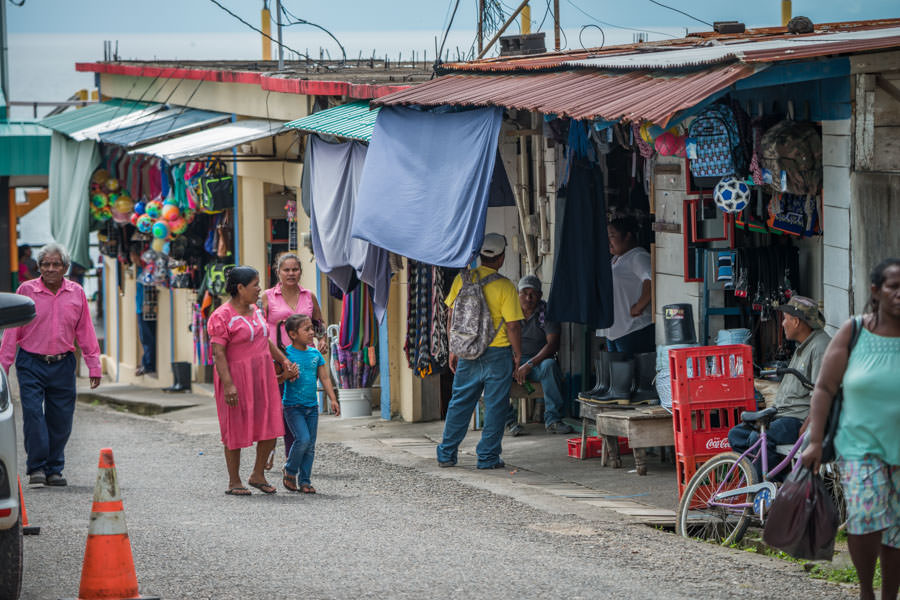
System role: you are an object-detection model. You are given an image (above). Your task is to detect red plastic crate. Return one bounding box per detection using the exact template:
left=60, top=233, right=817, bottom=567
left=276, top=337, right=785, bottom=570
left=567, top=436, right=632, bottom=460
left=676, top=453, right=716, bottom=501
left=669, top=344, right=754, bottom=407
left=669, top=345, right=755, bottom=460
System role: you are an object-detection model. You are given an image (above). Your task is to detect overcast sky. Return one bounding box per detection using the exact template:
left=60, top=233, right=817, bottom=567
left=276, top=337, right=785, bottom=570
left=7, top=0, right=898, bottom=35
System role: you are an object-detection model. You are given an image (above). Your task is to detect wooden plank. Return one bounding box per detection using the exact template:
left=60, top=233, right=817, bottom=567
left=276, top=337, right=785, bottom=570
left=872, top=126, right=900, bottom=173
left=851, top=50, right=900, bottom=75
left=856, top=74, right=877, bottom=171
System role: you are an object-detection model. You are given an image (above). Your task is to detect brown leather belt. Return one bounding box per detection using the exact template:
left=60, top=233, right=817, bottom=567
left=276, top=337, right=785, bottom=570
left=24, top=350, right=71, bottom=364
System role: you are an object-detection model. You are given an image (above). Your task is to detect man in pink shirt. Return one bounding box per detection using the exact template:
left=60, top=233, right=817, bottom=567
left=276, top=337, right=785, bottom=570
left=0, top=243, right=101, bottom=487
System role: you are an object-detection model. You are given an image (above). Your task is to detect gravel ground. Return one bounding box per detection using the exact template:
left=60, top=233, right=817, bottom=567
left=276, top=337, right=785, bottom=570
left=17, top=403, right=854, bottom=600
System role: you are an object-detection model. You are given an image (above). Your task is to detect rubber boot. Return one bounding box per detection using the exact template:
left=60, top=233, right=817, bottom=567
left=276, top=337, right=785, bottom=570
left=163, top=361, right=192, bottom=393
left=589, top=360, right=635, bottom=404
left=630, top=352, right=659, bottom=405
left=584, top=352, right=624, bottom=397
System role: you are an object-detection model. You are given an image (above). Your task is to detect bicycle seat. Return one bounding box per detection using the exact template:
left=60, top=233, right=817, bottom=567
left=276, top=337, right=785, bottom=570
left=741, top=406, right=777, bottom=425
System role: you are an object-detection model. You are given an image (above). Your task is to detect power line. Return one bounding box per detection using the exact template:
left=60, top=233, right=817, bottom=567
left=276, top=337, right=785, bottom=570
left=566, top=0, right=678, bottom=38
left=648, top=0, right=713, bottom=28
left=279, top=3, right=346, bottom=63
left=206, top=0, right=310, bottom=62
left=435, top=0, right=461, bottom=69
left=7, top=0, right=26, bottom=6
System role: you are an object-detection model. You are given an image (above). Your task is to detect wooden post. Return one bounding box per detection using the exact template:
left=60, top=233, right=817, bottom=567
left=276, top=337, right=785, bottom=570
left=477, top=0, right=531, bottom=59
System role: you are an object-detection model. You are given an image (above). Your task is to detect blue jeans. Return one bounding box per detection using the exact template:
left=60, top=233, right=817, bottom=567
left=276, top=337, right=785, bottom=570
left=607, top=323, right=655, bottom=359
left=437, top=347, right=512, bottom=468
left=728, top=416, right=803, bottom=479
left=15, top=351, right=77, bottom=476
left=137, top=315, right=156, bottom=372
left=506, top=355, right=566, bottom=427
left=283, top=404, right=318, bottom=485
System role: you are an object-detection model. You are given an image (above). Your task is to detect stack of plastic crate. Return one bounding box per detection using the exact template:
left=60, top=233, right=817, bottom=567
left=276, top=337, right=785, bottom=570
left=669, top=344, right=756, bottom=499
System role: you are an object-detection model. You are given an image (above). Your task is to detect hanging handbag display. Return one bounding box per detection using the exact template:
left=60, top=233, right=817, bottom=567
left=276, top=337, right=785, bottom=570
left=200, top=159, right=233, bottom=214
left=820, top=315, right=864, bottom=464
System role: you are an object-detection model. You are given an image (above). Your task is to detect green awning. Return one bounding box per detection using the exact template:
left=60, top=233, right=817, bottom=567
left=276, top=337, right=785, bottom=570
left=0, top=122, right=51, bottom=176
left=285, top=101, right=379, bottom=142
left=39, top=99, right=153, bottom=139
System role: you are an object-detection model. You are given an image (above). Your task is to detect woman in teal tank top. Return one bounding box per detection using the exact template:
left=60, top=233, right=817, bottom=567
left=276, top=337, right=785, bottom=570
left=803, top=258, right=900, bottom=600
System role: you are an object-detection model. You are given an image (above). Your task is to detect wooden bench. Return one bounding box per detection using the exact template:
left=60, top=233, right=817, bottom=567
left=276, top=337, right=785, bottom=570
left=577, top=398, right=674, bottom=475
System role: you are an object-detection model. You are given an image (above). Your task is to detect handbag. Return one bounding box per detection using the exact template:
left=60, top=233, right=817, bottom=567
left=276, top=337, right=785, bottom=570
left=763, top=466, right=839, bottom=560
left=200, top=159, right=233, bottom=214
left=820, top=315, right=863, bottom=464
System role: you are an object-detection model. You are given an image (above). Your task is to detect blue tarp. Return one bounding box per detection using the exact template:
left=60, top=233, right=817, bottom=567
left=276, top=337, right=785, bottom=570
left=308, top=136, right=391, bottom=323
left=352, top=106, right=503, bottom=268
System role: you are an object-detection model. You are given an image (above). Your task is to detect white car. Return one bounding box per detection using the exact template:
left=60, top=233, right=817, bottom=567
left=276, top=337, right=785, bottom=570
left=0, top=292, right=36, bottom=600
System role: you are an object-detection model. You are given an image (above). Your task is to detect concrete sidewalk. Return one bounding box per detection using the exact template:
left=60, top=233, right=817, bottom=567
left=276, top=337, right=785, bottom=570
left=77, top=378, right=681, bottom=526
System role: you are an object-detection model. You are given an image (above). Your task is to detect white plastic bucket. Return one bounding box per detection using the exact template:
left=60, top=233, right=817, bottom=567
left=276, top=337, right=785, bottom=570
left=338, top=387, right=377, bottom=419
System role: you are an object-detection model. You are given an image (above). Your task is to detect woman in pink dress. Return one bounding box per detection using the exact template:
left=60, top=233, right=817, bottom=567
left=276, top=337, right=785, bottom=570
left=262, top=252, right=327, bottom=466
left=208, top=266, right=297, bottom=495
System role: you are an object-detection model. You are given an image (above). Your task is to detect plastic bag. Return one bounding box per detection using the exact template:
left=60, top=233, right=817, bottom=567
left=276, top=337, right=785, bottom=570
left=763, top=467, right=839, bottom=560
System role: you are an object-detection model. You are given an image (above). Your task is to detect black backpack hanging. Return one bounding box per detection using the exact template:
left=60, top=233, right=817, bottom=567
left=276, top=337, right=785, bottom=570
left=200, top=159, right=233, bottom=214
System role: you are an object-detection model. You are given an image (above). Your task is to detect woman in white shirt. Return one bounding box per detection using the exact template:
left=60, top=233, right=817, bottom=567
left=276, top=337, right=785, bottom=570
left=602, top=217, right=654, bottom=358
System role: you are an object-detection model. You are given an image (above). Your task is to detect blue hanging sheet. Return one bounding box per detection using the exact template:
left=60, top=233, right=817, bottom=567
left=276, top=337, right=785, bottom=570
left=308, top=136, right=391, bottom=322
left=352, top=106, right=503, bottom=268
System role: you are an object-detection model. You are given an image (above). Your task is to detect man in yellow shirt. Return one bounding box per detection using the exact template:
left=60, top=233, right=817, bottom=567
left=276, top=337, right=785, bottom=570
left=437, top=234, right=524, bottom=469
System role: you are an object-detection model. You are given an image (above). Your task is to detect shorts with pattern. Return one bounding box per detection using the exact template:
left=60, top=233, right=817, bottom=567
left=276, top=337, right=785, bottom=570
left=837, top=455, right=900, bottom=548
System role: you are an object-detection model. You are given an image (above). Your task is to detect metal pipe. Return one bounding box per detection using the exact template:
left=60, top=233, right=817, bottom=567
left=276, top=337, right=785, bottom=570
left=781, top=0, right=791, bottom=26
left=477, top=0, right=531, bottom=59
left=276, top=0, right=284, bottom=69
left=0, top=0, right=8, bottom=106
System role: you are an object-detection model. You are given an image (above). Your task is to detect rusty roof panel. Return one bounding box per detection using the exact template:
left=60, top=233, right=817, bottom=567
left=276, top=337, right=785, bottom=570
left=374, top=64, right=756, bottom=124
left=440, top=19, right=900, bottom=73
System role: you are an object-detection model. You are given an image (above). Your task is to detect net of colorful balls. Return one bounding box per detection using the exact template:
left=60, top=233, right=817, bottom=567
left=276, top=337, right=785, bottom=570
left=89, top=167, right=196, bottom=253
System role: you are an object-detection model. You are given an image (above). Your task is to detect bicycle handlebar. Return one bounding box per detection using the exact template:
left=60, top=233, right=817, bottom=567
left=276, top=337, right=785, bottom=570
left=758, top=367, right=814, bottom=390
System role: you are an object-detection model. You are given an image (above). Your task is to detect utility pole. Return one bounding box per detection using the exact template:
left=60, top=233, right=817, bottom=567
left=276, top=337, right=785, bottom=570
left=521, top=2, right=530, bottom=34
left=477, top=0, right=484, bottom=55
left=276, top=0, right=284, bottom=69
left=261, top=1, right=272, bottom=61
left=553, top=0, right=560, bottom=51
left=781, top=0, right=792, bottom=26
left=1, top=0, right=9, bottom=112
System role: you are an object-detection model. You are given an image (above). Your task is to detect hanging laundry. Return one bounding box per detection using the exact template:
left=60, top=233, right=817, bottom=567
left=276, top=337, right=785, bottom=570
left=337, top=283, right=379, bottom=389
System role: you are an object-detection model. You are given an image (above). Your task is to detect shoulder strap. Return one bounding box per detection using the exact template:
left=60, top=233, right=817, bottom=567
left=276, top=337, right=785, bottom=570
left=479, top=272, right=503, bottom=287
left=848, top=315, right=864, bottom=354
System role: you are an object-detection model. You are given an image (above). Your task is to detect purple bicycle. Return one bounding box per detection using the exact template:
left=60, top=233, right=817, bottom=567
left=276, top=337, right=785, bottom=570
left=675, top=367, right=845, bottom=544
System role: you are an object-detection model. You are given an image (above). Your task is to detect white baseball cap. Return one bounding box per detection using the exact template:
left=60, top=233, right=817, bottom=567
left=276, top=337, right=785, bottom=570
left=480, top=233, right=507, bottom=258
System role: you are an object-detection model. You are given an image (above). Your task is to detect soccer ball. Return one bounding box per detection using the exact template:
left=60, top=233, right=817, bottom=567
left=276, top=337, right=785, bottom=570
left=714, top=176, right=751, bottom=214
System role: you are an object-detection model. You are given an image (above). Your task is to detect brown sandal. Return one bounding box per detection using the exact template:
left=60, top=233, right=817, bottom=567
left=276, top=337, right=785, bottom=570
left=299, top=483, right=316, bottom=494
left=282, top=471, right=299, bottom=492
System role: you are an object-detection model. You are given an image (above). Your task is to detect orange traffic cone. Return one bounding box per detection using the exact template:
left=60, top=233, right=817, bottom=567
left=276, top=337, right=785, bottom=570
left=64, top=448, right=158, bottom=600
left=17, top=476, right=40, bottom=535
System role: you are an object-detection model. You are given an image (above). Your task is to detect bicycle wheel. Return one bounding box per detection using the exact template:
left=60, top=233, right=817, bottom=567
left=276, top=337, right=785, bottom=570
left=676, top=452, right=758, bottom=545
left=820, top=462, right=847, bottom=527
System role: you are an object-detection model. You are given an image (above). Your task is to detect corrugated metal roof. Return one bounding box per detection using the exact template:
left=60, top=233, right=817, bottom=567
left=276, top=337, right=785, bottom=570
left=67, top=105, right=166, bottom=142
left=285, top=101, right=379, bottom=142
left=563, top=26, right=900, bottom=70
left=39, top=99, right=152, bottom=138
left=440, top=19, right=900, bottom=73
left=131, top=119, right=287, bottom=163
left=98, top=108, right=229, bottom=148
left=375, top=63, right=757, bottom=124
left=0, top=122, right=51, bottom=176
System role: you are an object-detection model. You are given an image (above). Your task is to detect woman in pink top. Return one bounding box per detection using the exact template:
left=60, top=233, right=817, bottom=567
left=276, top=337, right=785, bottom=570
left=208, top=266, right=297, bottom=496
left=261, top=252, right=327, bottom=467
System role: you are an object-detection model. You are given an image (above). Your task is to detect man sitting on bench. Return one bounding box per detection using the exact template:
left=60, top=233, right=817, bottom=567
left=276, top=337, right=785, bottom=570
left=727, top=296, right=830, bottom=477
left=506, top=275, right=573, bottom=436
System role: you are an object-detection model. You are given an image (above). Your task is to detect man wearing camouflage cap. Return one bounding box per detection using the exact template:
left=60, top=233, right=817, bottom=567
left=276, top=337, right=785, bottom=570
left=728, top=295, right=831, bottom=477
